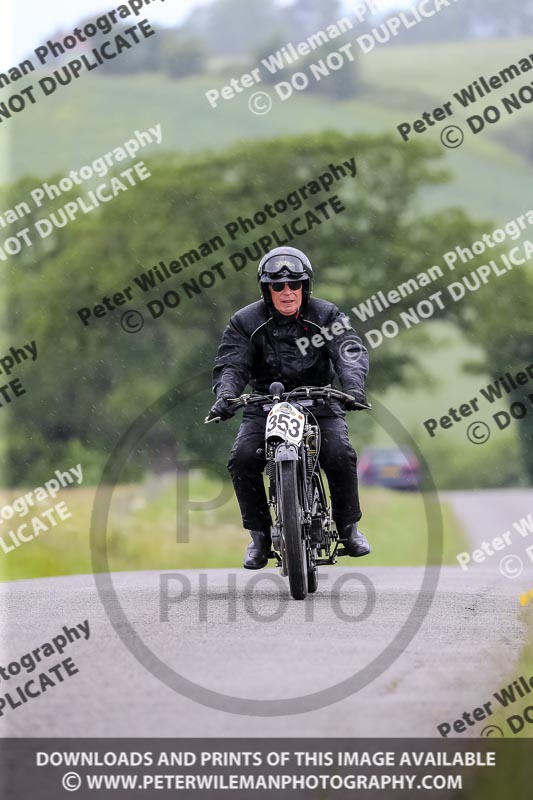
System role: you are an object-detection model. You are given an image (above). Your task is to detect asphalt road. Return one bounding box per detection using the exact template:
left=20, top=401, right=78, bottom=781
left=0, top=490, right=531, bottom=737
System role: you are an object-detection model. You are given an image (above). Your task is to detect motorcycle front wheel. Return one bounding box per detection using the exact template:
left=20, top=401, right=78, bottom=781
left=278, top=459, right=307, bottom=600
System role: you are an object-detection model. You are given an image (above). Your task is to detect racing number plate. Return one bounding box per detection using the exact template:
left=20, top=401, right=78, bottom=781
left=266, top=402, right=305, bottom=445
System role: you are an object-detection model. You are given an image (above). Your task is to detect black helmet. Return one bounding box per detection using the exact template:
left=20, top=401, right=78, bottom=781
left=257, top=247, right=313, bottom=311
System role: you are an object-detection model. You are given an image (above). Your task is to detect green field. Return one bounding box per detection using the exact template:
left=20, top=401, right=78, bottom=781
left=372, top=321, right=485, bottom=441
left=363, top=37, right=533, bottom=109
left=485, top=613, right=533, bottom=740
left=363, top=321, right=523, bottom=489
left=2, top=37, right=533, bottom=221
left=457, top=615, right=533, bottom=794
left=0, top=475, right=466, bottom=581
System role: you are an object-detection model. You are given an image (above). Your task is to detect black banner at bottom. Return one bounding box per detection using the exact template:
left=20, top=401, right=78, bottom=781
left=0, top=739, right=531, bottom=799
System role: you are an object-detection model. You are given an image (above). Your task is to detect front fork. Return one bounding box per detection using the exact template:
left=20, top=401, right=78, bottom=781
left=266, top=442, right=308, bottom=575
left=266, top=437, right=334, bottom=571
left=265, top=432, right=345, bottom=577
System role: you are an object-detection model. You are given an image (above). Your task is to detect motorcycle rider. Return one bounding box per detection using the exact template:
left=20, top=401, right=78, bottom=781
left=208, top=246, right=371, bottom=569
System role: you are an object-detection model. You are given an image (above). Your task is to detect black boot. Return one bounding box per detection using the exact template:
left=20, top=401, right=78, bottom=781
left=341, top=523, right=371, bottom=557
left=243, top=530, right=272, bottom=570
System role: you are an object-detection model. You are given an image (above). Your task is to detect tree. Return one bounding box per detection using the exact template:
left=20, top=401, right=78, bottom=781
left=446, top=264, right=533, bottom=482
left=83, top=22, right=161, bottom=75
left=255, top=34, right=359, bottom=99
left=159, top=36, right=207, bottom=79
left=204, top=0, right=286, bottom=58
left=3, top=133, right=490, bottom=485
left=283, top=0, right=342, bottom=37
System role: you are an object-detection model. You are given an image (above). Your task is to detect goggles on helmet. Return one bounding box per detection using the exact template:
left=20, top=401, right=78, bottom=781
left=260, top=255, right=307, bottom=280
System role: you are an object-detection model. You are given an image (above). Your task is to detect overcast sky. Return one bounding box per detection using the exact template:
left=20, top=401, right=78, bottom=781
left=1, top=0, right=412, bottom=71
left=1, top=0, right=214, bottom=69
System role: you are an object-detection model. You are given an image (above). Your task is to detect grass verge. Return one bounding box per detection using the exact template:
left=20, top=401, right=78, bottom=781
left=0, top=474, right=466, bottom=581
left=454, top=613, right=533, bottom=798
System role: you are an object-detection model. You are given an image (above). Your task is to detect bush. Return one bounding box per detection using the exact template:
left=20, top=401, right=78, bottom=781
left=423, top=435, right=526, bottom=490
left=160, top=37, right=207, bottom=79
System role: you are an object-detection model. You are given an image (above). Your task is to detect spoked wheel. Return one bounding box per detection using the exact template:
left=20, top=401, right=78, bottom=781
left=278, top=460, right=307, bottom=600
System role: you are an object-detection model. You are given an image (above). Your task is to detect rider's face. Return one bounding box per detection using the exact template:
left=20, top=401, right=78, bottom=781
left=269, top=283, right=303, bottom=316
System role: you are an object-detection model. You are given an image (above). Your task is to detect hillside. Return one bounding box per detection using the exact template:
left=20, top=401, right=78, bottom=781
left=1, top=37, right=532, bottom=222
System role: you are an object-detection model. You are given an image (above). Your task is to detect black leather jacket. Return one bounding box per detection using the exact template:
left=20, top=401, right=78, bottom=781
left=212, top=297, right=368, bottom=417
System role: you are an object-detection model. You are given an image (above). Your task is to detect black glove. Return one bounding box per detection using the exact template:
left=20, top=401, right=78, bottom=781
left=207, top=395, right=235, bottom=421
left=343, top=388, right=368, bottom=411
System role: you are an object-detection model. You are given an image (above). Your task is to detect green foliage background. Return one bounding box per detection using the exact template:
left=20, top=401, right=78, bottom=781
left=0, top=14, right=532, bottom=492
left=3, top=132, right=498, bottom=486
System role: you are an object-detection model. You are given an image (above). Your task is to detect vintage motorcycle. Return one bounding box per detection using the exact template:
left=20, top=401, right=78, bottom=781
left=206, top=382, right=371, bottom=600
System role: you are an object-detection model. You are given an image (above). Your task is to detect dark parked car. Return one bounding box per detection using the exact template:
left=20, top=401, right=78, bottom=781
left=358, top=447, right=420, bottom=490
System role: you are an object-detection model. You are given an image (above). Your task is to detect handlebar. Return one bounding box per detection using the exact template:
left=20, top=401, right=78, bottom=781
left=204, top=386, right=372, bottom=424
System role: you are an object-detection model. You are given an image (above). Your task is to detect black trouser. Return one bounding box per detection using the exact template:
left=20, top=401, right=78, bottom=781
left=227, top=414, right=362, bottom=533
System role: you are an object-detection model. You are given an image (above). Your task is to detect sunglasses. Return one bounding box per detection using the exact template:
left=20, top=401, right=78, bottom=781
left=270, top=281, right=303, bottom=292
